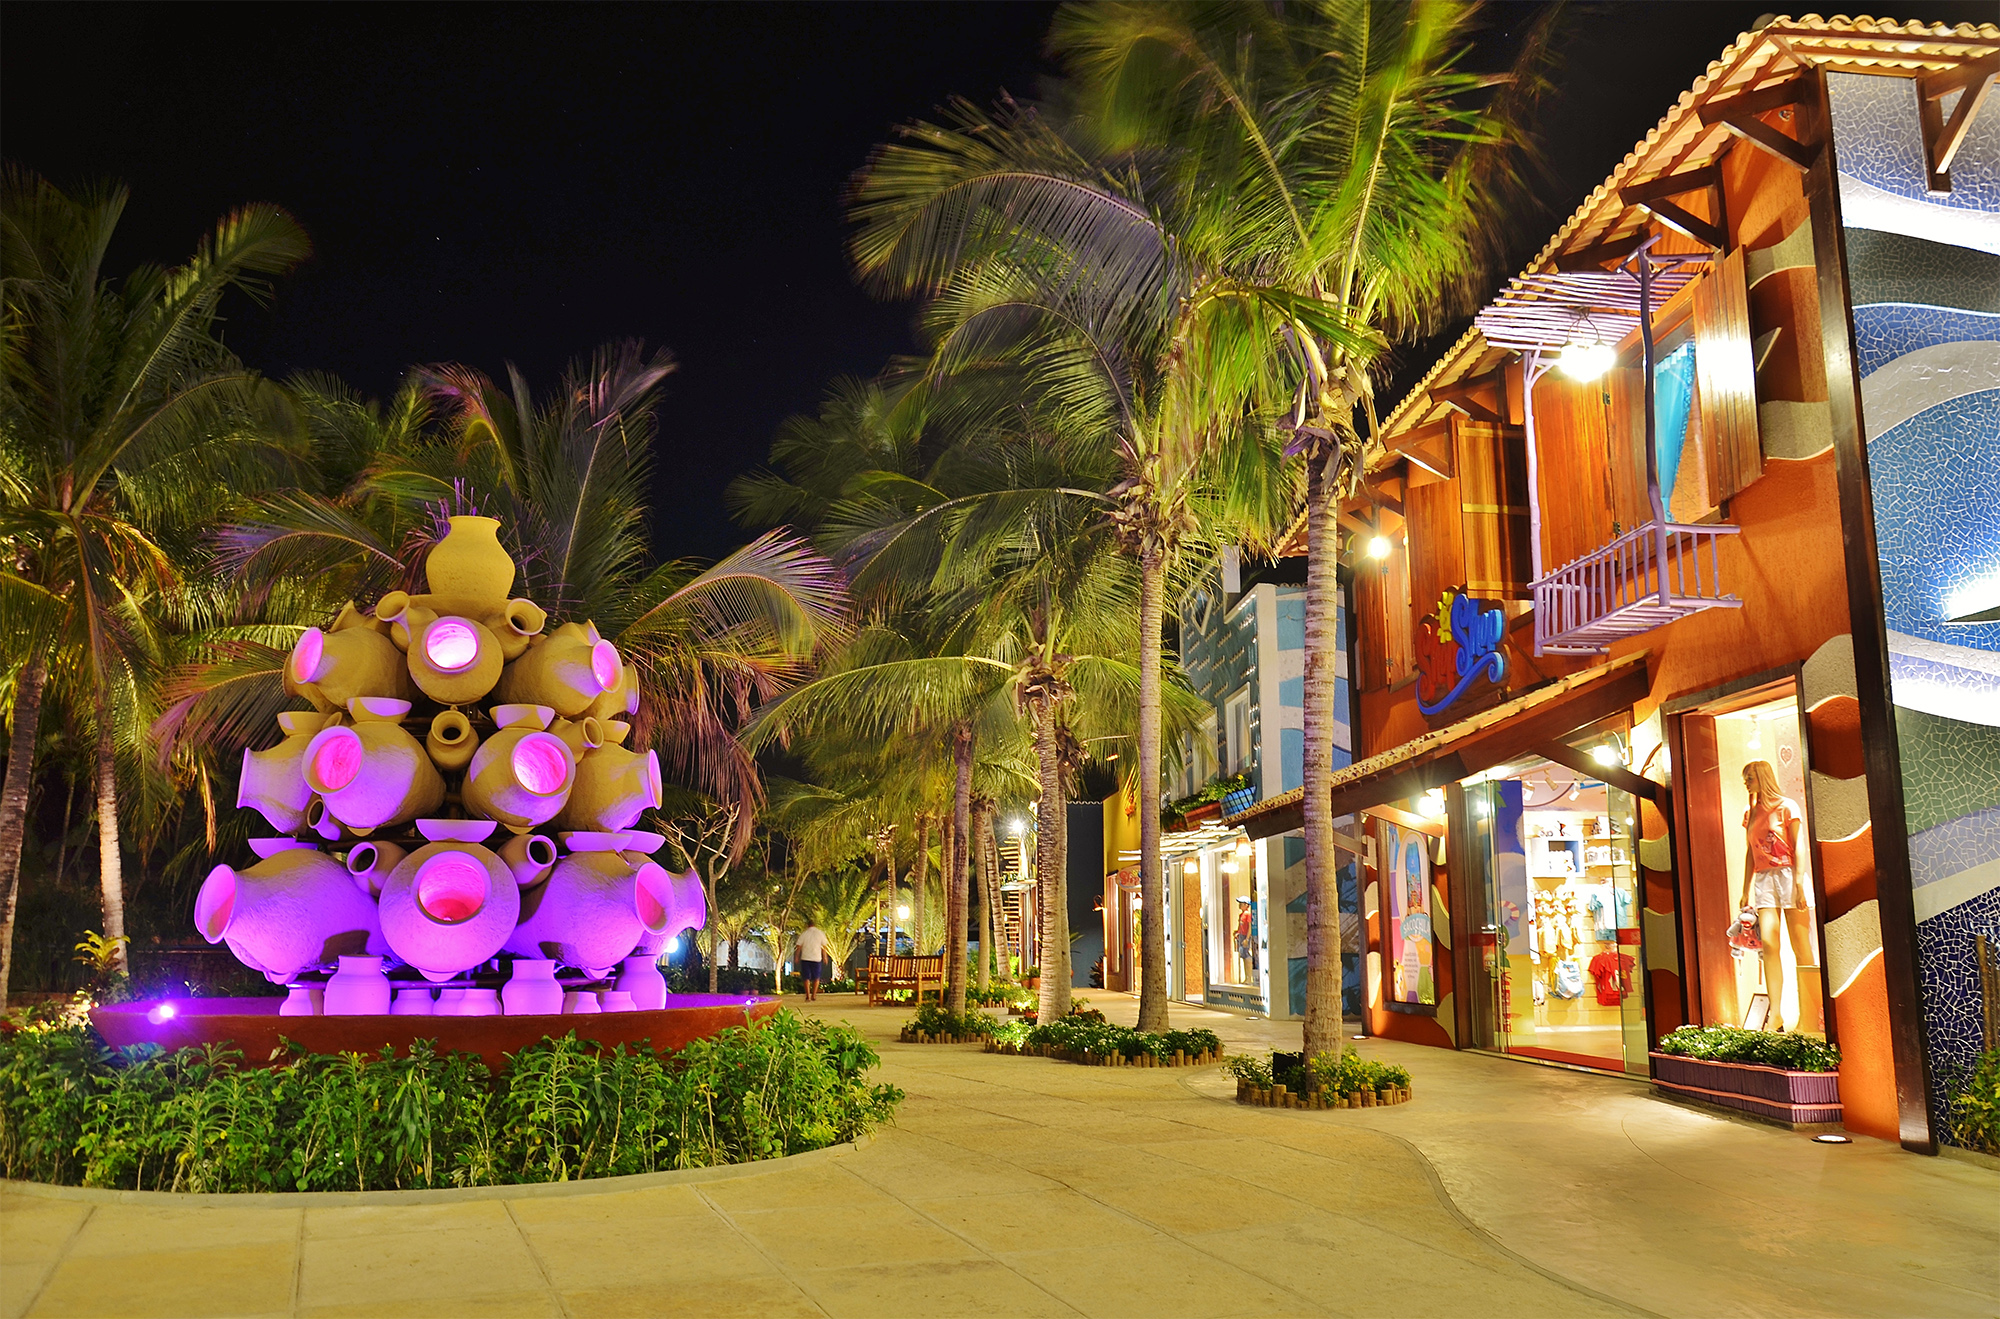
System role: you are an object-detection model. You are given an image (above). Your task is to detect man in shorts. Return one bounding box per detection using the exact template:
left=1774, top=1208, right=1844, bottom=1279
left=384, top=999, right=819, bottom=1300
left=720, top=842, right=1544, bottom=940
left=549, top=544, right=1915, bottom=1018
left=796, top=921, right=829, bottom=1002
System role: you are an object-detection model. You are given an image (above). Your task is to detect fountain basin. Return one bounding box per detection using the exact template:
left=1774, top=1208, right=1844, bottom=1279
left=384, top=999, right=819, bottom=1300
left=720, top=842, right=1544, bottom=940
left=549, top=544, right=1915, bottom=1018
left=92, top=994, right=780, bottom=1071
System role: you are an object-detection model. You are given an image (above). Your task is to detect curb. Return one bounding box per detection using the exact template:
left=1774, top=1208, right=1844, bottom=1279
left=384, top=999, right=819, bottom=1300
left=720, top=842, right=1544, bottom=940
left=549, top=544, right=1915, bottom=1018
left=0, top=1133, right=874, bottom=1209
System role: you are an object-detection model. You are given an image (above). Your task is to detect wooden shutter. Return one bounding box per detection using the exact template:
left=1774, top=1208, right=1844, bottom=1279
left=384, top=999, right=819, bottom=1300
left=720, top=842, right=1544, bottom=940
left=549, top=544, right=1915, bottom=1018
left=1604, top=366, right=1651, bottom=531
left=1694, top=245, right=1763, bottom=501
left=1405, top=470, right=1465, bottom=633
left=1529, top=373, right=1617, bottom=573
left=1453, top=417, right=1532, bottom=599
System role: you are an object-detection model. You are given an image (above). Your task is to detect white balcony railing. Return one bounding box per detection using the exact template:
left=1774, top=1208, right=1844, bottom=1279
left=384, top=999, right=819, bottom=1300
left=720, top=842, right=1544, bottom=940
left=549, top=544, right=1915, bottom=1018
left=1533, top=520, right=1742, bottom=655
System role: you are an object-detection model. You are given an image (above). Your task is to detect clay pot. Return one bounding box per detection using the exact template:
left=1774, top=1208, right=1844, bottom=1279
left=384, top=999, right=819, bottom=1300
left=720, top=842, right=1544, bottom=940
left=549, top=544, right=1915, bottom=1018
left=286, top=620, right=412, bottom=712
left=424, top=516, right=516, bottom=618
left=323, top=955, right=393, bottom=1016
left=495, top=622, right=620, bottom=716
left=391, top=987, right=435, bottom=1016
left=583, top=657, right=640, bottom=720
left=377, top=842, right=521, bottom=982
left=552, top=742, right=662, bottom=833
left=406, top=614, right=505, bottom=706
left=504, top=848, right=677, bottom=975
left=425, top=709, right=480, bottom=772
left=563, top=990, right=602, bottom=1014
left=550, top=716, right=605, bottom=760
left=345, top=840, right=405, bottom=898
left=599, top=990, right=638, bottom=1013
left=497, top=599, right=547, bottom=661
left=237, top=712, right=336, bottom=834
left=502, top=959, right=565, bottom=1016
left=195, top=848, right=384, bottom=982
left=497, top=833, right=558, bottom=889
left=304, top=698, right=444, bottom=835
left=463, top=719, right=575, bottom=832
left=615, top=954, right=668, bottom=1010
left=280, top=986, right=322, bottom=1017
left=458, top=988, right=501, bottom=1017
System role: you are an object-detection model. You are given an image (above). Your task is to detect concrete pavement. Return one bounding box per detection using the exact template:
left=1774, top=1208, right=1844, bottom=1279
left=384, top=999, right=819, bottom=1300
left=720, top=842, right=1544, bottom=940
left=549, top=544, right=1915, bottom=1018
left=2, top=991, right=1993, bottom=1318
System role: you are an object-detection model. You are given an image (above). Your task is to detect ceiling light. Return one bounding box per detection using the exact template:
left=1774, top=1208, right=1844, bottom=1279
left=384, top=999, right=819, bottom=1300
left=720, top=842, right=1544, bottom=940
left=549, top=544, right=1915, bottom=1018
left=1366, top=536, right=1392, bottom=560
left=1419, top=788, right=1447, bottom=819
left=1591, top=745, right=1619, bottom=767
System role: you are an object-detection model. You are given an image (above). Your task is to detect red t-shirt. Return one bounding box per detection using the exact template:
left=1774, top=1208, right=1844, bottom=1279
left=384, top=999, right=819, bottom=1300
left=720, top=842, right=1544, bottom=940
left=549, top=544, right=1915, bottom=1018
left=1744, top=799, right=1799, bottom=871
left=1588, top=951, right=1635, bottom=1005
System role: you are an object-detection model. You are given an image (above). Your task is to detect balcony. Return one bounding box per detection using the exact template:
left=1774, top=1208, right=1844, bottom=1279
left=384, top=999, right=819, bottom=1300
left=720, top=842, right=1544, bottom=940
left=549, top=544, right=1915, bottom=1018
left=1533, top=520, right=1742, bottom=654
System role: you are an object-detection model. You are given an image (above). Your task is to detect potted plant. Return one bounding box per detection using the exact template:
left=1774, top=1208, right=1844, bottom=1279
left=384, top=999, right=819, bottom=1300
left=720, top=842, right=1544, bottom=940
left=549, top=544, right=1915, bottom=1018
left=1651, top=1026, right=1842, bottom=1125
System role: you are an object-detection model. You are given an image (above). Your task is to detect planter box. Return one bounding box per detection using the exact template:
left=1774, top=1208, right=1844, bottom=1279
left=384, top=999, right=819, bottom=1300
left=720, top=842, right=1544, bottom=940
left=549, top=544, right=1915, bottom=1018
left=1649, top=1052, right=1842, bottom=1127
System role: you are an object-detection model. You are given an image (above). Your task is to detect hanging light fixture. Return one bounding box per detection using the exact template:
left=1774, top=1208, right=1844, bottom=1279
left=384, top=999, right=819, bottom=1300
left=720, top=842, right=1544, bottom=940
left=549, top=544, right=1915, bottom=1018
left=1366, top=535, right=1392, bottom=560
left=1557, top=314, right=1616, bottom=383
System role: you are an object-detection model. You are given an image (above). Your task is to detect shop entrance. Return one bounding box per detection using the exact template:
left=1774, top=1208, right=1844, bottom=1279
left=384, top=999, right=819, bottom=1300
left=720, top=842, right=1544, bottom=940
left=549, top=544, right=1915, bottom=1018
left=1465, top=757, right=1650, bottom=1075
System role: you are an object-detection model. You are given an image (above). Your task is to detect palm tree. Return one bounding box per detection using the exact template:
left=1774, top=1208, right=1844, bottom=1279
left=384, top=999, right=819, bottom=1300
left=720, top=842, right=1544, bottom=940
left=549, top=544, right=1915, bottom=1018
left=0, top=168, right=311, bottom=999
left=1058, top=0, right=1549, bottom=1054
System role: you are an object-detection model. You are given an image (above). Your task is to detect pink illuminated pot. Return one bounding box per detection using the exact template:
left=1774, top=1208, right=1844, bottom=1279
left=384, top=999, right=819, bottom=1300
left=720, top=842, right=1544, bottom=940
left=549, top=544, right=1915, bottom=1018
left=195, top=849, right=384, bottom=982
left=406, top=615, right=504, bottom=705
left=505, top=848, right=678, bottom=976
left=463, top=723, right=576, bottom=832
left=377, top=842, right=521, bottom=982
left=494, top=622, right=617, bottom=716
left=237, top=711, right=335, bottom=834
left=553, top=743, right=662, bottom=833
left=304, top=699, right=443, bottom=834
left=286, top=620, right=411, bottom=711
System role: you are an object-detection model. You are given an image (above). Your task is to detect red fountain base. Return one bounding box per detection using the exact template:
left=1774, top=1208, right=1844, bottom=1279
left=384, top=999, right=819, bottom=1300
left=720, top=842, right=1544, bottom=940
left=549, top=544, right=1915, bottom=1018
left=92, top=995, right=782, bottom=1072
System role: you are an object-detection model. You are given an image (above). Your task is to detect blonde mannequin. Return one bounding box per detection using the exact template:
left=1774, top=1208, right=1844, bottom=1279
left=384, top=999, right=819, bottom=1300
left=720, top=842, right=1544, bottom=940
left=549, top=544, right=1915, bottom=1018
left=1736, top=760, right=1821, bottom=1032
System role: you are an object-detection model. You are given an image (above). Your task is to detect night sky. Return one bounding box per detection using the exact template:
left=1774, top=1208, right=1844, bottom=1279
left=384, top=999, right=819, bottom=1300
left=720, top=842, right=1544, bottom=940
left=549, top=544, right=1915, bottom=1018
left=8, top=2, right=1991, bottom=559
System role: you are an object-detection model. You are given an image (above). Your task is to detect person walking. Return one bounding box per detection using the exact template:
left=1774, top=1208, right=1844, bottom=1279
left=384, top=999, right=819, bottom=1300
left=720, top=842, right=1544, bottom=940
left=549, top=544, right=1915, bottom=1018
left=795, top=921, right=829, bottom=1003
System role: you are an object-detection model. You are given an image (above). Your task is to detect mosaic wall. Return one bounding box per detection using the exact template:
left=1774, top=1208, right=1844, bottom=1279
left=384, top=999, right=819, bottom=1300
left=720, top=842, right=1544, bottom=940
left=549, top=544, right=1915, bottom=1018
left=1830, top=71, right=2000, bottom=1143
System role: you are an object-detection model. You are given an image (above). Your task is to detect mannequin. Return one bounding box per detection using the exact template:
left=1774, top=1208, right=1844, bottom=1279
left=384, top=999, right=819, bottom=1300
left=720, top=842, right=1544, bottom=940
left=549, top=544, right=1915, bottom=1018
left=1736, top=759, right=1822, bottom=1032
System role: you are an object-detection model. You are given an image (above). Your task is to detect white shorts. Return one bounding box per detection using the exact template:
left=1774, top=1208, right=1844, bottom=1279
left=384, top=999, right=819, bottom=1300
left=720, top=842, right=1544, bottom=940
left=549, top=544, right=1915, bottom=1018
left=1749, top=866, right=1805, bottom=910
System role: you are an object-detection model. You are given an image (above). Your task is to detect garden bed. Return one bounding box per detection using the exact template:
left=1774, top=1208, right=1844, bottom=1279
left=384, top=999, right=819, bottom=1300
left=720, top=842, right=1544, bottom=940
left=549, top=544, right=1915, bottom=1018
left=898, top=1028, right=990, bottom=1044
left=1235, top=1079, right=1412, bottom=1109
left=984, top=1039, right=1218, bottom=1067
left=1648, top=1025, right=1842, bottom=1128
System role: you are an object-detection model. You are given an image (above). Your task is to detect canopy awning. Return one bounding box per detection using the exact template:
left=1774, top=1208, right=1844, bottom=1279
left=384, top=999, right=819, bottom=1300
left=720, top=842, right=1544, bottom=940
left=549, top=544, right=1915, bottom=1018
left=1225, top=654, right=1653, bottom=841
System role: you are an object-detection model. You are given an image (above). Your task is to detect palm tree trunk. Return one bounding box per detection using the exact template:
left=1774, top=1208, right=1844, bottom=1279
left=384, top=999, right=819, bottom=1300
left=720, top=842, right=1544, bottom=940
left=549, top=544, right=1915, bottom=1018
left=1136, top=541, right=1169, bottom=1031
left=973, top=800, right=992, bottom=995
left=1033, top=700, right=1072, bottom=1022
left=0, top=661, right=49, bottom=1011
left=912, top=812, right=930, bottom=955
left=93, top=717, right=129, bottom=976
left=1301, top=448, right=1344, bottom=1058
left=983, top=810, right=1003, bottom=979
left=948, top=724, right=973, bottom=1014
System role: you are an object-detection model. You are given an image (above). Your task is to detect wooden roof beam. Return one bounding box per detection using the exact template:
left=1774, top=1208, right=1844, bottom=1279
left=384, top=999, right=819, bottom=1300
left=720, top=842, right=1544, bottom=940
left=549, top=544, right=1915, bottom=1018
left=1921, top=53, right=2000, bottom=189
left=1619, top=162, right=1728, bottom=251
left=1429, top=370, right=1507, bottom=424
left=1554, top=232, right=1652, bottom=272
left=1699, top=75, right=1817, bottom=171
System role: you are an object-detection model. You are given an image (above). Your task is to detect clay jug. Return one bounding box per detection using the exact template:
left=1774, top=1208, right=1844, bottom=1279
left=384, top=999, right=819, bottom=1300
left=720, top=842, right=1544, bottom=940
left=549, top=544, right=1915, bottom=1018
left=424, top=516, right=516, bottom=618
left=377, top=842, right=521, bottom=982
left=406, top=615, right=505, bottom=706
left=502, top=959, right=565, bottom=1016
left=323, top=955, right=393, bottom=1015
left=463, top=717, right=575, bottom=832
left=345, top=840, right=405, bottom=897
left=459, top=988, right=502, bottom=1017
left=391, top=987, right=435, bottom=1016
left=280, top=986, right=322, bottom=1017
left=550, top=716, right=604, bottom=761
left=505, top=846, right=676, bottom=976
left=494, top=622, right=620, bottom=716
left=497, top=833, right=558, bottom=889
left=496, top=598, right=547, bottom=661
left=583, top=657, right=640, bottom=721
left=304, top=699, right=444, bottom=834
left=562, top=990, right=602, bottom=1014
left=630, top=868, right=705, bottom=958
left=237, top=711, right=335, bottom=833
left=553, top=743, right=661, bottom=833
left=599, top=990, right=637, bottom=1013
left=195, top=848, right=384, bottom=982
left=286, top=621, right=411, bottom=712
left=616, top=954, right=668, bottom=1011
left=426, top=709, right=480, bottom=772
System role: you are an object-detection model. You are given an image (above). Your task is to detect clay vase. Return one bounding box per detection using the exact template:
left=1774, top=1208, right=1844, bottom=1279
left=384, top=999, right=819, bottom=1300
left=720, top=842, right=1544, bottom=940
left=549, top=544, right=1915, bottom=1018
left=304, top=699, right=444, bottom=835
left=599, top=990, right=637, bottom=1013
left=286, top=620, right=412, bottom=712
left=550, top=716, right=604, bottom=761
left=496, top=599, right=547, bottom=661
left=391, top=987, right=435, bottom=1016
left=562, top=991, right=602, bottom=1014
left=553, top=743, right=662, bottom=833
left=629, top=869, right=706, bottom=958
left=434, top=988, right=468, bottom=1014
left=406, top=614, right=505, bottom=706
left=616, top=955, right=668, bottom=1011
left=323, top=955, right=393, bottom=1015
left=237, top=711, right=336, bottom=834
left=502, top=959, right=565, bottom=1016
left=280, top=986, right=322, bottom=1017
left=497, top=833, right=558, bottom=889
left=505, top=847, right=677, bottom=976
left=494, top=622, right=621, bottom=716
left=463, top=715, right=576, bottom=832
left=583, top=658, right=640, bottom=721
left=459, top=989, right=502, bottom=1017
left=424, top=516, right=516, bottom=618
left=425, top=709, right=480, bottom=772
left=377, top=842, right=522, bottom=982
left=345, top=840, right=406, bottom=898
left=195, top=848, right=384, bottom=982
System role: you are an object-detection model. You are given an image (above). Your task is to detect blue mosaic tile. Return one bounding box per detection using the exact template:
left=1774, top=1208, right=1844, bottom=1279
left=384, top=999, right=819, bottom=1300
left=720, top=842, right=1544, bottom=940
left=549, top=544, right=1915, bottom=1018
left=1865, top=388, right=2000, bottom=652
left=1853, top=303, right=2000, bottom=378
left=1916, top=883, right=2000, bottom=1147
left=1908, top=804, right=2000, bottom=893
left=1830, top=72, right=1999, bottom=214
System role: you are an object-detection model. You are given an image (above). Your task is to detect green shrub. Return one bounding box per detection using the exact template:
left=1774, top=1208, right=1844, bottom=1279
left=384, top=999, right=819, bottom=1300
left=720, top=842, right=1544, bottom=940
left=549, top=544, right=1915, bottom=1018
left=904, top=1003, right=995, bottom=1038
left=1309, top=1047, right=1412, bottom=1098
left=1222, top=1054, right=1272, bottom=1088
left=992, top=1009, right=1220, bottom=1062
left=1656, top=1025, right=1841, bottom=1073
left=0, top=1010, right=901, bottom=1192
left=1946, top=1046, right=2000, bottom=1155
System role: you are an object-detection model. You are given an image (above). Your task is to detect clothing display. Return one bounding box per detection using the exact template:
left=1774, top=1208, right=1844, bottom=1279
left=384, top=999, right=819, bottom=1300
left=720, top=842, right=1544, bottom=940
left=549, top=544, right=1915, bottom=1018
left=1588, top=950, right=1636, bottom=1005
left=1553, top=958, right=1585, bottom=999
left=1748, top=865, right=1802, bottom=911
left=1744, top=799, right=1799, bottom=872
left=1587, top=895, right=1614, bottom=942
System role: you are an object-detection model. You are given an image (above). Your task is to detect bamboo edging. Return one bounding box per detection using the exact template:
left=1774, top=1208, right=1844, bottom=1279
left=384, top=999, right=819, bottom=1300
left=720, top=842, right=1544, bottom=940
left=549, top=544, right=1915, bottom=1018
left=898, top=1030, right=992, bottom=1045
left=981, top=1041, right=1221, bottom=1068
left=1234, top=1079, right=1413, bottom=1110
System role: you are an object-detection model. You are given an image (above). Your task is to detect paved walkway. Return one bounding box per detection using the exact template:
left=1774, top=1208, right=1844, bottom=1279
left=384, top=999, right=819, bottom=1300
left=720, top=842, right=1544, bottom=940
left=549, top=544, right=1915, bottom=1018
left=2, top=993, right=1994, bottom=1318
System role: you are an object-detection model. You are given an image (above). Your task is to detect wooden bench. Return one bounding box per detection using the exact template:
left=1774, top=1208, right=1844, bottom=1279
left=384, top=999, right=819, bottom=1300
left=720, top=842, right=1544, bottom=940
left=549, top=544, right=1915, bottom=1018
left=866, top=954, right=944, bottom=1005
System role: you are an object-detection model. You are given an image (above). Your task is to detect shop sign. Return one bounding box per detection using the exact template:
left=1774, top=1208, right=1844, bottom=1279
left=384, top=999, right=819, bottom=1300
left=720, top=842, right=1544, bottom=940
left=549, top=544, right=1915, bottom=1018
left=1417, top=589, right=1507, bottom=716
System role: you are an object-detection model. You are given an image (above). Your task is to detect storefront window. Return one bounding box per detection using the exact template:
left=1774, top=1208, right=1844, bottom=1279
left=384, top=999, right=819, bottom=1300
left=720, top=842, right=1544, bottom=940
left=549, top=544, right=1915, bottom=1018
left=1465, top=756, right=1649, bottom=1074
left=1681, top=689, right=1825, bottom=1037
left=1380, top=819, right=1437, bottom=1008
left=1207, top=840, right=1259, bottom=988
